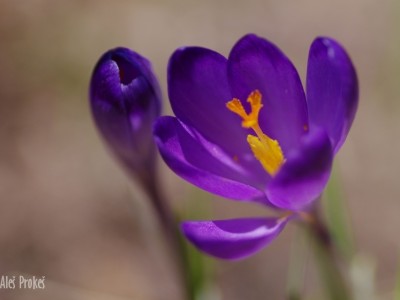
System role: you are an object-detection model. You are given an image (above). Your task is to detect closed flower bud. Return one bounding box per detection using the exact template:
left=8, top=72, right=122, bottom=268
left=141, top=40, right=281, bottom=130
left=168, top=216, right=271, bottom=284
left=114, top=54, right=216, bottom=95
left=90, top=47, right=161, bottom=178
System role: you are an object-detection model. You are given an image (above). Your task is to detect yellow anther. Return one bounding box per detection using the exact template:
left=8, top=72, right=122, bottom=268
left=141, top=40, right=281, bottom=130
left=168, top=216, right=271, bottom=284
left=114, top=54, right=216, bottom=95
left=247, top=134, right=284, bottom=176
left=226, top=90, right=285, bottom=176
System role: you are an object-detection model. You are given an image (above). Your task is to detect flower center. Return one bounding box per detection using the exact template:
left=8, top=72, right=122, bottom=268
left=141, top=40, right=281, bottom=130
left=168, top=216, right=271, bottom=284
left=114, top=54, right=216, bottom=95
left=226, top=90, right=285, bottom=176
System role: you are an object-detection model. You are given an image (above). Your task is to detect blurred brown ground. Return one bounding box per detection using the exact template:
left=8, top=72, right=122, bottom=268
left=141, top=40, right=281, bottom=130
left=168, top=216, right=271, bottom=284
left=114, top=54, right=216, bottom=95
left=0, top=0, right=399, bottom=299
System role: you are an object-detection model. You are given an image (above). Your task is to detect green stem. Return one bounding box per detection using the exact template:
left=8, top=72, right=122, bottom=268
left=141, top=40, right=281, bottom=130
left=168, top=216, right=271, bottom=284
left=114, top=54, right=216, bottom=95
left=286, top=228, right=307, bottom=300
left=306, top=206, right=352, bottom=300
left=138, top=168, right=193, bottom=300
left=324, top=165, right=355, bottom=259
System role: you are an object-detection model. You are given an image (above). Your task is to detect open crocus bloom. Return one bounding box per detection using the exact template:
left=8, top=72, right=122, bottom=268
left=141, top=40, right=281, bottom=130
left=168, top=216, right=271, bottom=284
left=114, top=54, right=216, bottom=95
left=154, top=34, right=358, bottom=260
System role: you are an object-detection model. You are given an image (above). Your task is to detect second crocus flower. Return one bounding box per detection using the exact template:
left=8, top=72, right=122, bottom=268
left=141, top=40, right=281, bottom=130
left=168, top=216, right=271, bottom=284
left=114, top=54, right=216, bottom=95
left=90, top=47, right=162, bottom=180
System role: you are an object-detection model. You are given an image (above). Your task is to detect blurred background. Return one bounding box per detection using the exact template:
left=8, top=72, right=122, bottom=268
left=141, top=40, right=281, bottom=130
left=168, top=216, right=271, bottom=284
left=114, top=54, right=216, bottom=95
left=0, top=0, right=399, bottom=299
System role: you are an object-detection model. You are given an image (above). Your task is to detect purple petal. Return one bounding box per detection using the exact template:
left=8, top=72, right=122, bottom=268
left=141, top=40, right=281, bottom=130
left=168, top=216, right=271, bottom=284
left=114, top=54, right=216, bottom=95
left=306, top=37, right=358, bottom=153
left=154, top=116, right=268, bottom=202
left=266, top=129, right=333, bottom=211
left=90, top=47, right=161, bottom=172
left=168, top=46, right=252, bottom=157
left=182, top=217, right=290, bottom=260
left=228, top=34, right=309, bottom=154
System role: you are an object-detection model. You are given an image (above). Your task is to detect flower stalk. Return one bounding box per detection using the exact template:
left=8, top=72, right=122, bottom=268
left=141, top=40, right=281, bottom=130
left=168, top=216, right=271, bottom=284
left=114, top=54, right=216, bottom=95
left=304, top=205, right=352, bottom=300
left=138, top=165, right=200, bottom=300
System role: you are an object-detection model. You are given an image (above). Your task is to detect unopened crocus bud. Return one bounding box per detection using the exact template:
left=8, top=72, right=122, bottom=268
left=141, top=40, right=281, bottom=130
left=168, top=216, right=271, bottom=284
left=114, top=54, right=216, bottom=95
left=89, top=48, right=161, bottom=179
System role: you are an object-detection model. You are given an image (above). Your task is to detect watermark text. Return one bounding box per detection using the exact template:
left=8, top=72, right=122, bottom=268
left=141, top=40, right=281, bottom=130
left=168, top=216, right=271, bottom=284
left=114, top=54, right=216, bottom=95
left=0, top=275, right=45, bottom=290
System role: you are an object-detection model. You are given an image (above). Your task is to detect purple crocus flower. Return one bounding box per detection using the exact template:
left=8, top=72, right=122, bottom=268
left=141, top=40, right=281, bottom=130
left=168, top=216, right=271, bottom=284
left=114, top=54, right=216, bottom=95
left=154, top=34, right=358, bottom=260
left=90, top=47, right=161, bottom=179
